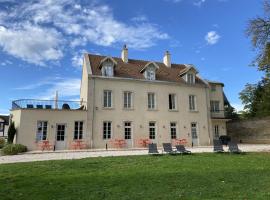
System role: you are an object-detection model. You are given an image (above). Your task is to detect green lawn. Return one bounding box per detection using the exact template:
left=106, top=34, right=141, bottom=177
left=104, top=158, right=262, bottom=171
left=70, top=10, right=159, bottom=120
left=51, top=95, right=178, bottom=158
left=1, top=153, right=270, bottom=200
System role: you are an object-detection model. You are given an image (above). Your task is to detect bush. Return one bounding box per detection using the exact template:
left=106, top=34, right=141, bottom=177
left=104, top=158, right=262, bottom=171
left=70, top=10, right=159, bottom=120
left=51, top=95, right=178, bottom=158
left=0, top=138, right=5, bottom=149
left=8, top=122, right=16, bottom=144
left=1, top=144, right=27, bottom=155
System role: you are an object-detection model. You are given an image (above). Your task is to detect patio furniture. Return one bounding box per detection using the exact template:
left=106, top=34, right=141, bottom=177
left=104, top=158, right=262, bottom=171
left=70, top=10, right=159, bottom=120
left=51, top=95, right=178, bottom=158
left=173, top=138, right=188, bottom=145
left=228, top=142, right=242, bottom=153
left=148, top=143, right=160, bottom=155
left=70, top=140, right=87, bottom=150
left=38, top=140, right=54, bottom=151
left=113, top=139, right=126, bottom=148
left=163, top=143, right=178, bottom=155
left=175, top=145, right=192, bottom=154
left=213, top=139, right=224, bottom=153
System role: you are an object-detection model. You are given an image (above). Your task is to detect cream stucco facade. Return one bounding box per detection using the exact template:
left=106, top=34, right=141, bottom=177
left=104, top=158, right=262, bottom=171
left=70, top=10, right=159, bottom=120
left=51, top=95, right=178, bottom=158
left=11, top=48, right=230, bottom=151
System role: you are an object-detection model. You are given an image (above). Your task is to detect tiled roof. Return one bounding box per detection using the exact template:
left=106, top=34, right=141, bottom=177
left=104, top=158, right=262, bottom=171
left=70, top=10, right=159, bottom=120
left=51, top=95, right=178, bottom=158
left=88, top=54, right=206, bottom=85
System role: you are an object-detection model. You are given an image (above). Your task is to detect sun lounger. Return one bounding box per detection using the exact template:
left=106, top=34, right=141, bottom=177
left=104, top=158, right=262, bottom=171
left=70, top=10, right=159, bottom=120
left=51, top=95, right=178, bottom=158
left=175, top=145, right=191, bottom=154
left=213, top=139, right=224, bottom=153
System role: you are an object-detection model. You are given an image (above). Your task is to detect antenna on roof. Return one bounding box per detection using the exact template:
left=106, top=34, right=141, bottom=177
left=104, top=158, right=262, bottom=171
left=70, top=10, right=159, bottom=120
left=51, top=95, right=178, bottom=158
left=55, top=91, right=58, bottom=109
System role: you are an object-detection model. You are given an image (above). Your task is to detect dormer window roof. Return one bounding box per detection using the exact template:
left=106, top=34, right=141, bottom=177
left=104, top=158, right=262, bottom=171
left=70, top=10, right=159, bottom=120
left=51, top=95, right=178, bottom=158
left=179, top=65, right=198, bottom=84
left=140, top=62, right=159, bottom=81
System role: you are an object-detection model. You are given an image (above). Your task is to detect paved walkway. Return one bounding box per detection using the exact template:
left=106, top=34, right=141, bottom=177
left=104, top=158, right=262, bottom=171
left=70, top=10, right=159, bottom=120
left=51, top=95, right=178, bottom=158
left=1, top=144, right=270, bottom=164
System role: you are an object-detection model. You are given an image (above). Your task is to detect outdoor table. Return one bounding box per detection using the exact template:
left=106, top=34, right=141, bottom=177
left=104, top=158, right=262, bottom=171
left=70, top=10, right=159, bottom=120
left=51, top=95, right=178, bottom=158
left=138, top=139, right=151, bottom=147
left=71, top=140, right=87, bottom=149
left=38, top=140, right=53, bottom=151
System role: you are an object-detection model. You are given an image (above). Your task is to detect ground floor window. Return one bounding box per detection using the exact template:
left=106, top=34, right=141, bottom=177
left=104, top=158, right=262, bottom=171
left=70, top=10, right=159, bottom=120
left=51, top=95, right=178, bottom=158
left=124, top=121, right=132, bottom=139
left=103, top=121, right=112, bottom=139
left=74, top=121, right=83, bottom=140
left=170, top=122, right=177, bottom=139
left=149, top=122, right=156, bottom=139
left=191, top=123, right=197, bottom=139
left=214, top=125, right=219, bottom=139
left=36, top=121, right=48, bottom=141
left=56, top=124, right=65, bottom=141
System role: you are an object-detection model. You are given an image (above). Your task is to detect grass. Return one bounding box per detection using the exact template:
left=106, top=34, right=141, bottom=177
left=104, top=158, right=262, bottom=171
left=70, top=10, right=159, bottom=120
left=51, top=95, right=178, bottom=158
left=1, top=153, right=270, bottom=200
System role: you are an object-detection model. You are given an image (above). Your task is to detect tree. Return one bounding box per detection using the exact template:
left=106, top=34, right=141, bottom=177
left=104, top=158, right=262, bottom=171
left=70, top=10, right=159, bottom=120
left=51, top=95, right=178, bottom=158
left=246, top=0, right=270, bottom=75
left=7, top=122, right=16, bottom=144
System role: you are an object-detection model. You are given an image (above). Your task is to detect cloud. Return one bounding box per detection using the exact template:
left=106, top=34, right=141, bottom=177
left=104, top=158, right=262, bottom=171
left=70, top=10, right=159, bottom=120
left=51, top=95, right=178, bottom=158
left=0, top=0, right=169, bottom=65
left=205, top=31, right=220, bottom=45
left=231, top=103, right=244, bottom=112
left=193, top=0, right=206, bottom=7
left=71, top=49, right=87, bottom=69
left=15, top=76, right=81, bottom=99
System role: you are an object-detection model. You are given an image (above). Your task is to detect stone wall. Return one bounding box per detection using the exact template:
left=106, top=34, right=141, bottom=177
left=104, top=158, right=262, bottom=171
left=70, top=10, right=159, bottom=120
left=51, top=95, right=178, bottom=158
left=227, top=117, right=270, bottom=144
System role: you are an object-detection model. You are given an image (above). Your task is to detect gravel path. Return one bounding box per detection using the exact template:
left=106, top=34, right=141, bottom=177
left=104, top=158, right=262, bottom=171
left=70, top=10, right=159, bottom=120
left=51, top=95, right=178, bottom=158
left=1, top=144, right=270, bottom=164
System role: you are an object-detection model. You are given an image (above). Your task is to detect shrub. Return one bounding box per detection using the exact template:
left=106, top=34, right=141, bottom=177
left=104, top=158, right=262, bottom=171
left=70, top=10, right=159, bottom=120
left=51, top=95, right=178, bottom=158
left=7, top=122, right=16, bottom=144
left=0, top=138, right=5, bottom=149
left=1, top=144, right=27, bottom=155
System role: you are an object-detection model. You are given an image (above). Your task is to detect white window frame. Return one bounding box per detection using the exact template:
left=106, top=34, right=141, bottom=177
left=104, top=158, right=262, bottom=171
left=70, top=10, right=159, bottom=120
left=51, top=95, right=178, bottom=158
left=170, top=122, right=177, bottom=139
left=124, top=121, right=132, bottom=140
left=123, top=91, right=133, bottom=109
left=168, top=93, right=177, bottom=110
left=187, top=73, right=195, bottom=84
left=148, top=92, right=156, bottom=110
left=189, top=95, right=197, bottom=111
left=36, top=121, right=48, bottom=141
left=103, top=90, right=112, bottom=108
left=103, top=121, right=112, bottom=140
left=210, top=100, right=220, bottom=113
left=191, top=122, right=198, bottom=139
left=214, top=125, right=219, bottom=138
left=74, top=121, right=83, bottom=140
left=149, top=121, right=156, bottom=139
left=102, top=62, right=114, bottom=77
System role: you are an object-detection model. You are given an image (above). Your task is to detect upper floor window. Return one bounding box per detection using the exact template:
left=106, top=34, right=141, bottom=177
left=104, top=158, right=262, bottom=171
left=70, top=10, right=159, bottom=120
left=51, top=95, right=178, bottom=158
left=103, top=90, right=112, bottom=108
left=123, top=91, right=132, bottom=109
left=148, top=92, right=156, bottom=109
left=74, top=121, right=83, bottom=140
left=187, top=73, right=195, bottom=84
left=36, top=121, right=48, bottom=141
left=210, top=100, right=220, bottom=112
left=146, top=70, right=155, bottom=80
left=169, top=94, right=176, bottom=110
left=101, top=62, right=114, bottom=77
left=189, top=95, right=196, bottom=111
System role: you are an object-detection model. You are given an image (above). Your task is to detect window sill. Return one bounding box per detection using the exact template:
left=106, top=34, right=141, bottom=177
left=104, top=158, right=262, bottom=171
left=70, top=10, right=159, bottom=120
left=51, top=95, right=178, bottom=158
left=189, top=110, right=199, bottom=113
left=168, top=109, right=178, bottom=112
left=102, top=107, right=114, bottom=110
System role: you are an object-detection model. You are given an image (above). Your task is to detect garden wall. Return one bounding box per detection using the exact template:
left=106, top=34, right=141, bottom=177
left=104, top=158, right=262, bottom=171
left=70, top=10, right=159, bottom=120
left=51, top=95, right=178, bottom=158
left=227, top=117, right=270, bottom=144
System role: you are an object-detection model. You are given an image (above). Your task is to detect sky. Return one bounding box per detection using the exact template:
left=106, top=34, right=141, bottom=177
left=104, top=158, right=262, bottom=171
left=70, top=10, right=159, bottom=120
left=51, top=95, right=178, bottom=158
left=0, top=0, right=265, bottom=114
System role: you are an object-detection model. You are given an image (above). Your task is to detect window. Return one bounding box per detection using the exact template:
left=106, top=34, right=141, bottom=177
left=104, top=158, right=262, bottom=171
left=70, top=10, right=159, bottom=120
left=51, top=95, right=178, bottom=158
left=0, top=123, right=3, bottom=132
left=189, top=95, right=196, bottom=111
left=146, top=70, right=155, bottom=80
left=210, top=101, right=220, bottom=112
left=102, top=63, right=114, bottom=77
left=56, top=124, right=65, bottom=141
left=149, top=122, right=156, bottom=139
left=124, top=121, right=132, bottom=139
left=214, top=125, right=219, bottom=139
left=148, top=93, right=156, bottom=109
left=191, top=123, right=197, bottom=139
left=36, top=121, right=48, bottom=141
left=103, top=121, right=111, bottom=139
left=170, top=122, right=177, bottom=139
left=187, top=73, right=195, bottom=84
left=74, top=121, right=83, bottom=140
left=169, top=94, right=176, bottom=110
left=211, top=85, right=216, bottom=91
left=123, top=91, right=132, bottom=109
left=103, top=90, right=112, bottom=108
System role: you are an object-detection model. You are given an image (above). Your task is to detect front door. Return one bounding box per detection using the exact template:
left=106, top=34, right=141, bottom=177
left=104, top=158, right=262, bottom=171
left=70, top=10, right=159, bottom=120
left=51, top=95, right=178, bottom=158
left=124, top=121, right=133, bottom=148
left=55, top=124, right=66, bottom=150
left=191, top=123, right=198, bottom=146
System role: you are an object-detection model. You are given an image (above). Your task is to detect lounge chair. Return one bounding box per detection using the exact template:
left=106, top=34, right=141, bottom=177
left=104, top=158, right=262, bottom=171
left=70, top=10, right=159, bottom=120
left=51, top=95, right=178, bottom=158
left=148, top=143, right=160, bottom=155
left=175, top=145, right=191, bottom=154
left=213, top=139, right=224, bottom=153
left=163, top=143, right=178, bottom=155
left=228, top=142, right=242, bottom=153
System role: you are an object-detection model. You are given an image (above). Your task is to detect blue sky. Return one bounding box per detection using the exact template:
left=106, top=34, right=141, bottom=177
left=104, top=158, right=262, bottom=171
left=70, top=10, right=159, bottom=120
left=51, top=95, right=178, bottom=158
left=0, top=0, right=264, bottom=114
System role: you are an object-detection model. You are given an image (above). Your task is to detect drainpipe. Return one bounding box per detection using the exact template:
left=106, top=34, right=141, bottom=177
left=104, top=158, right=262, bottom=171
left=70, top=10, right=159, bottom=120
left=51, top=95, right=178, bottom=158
left=205, top=86, right=212, bottom=145
left=90, top=78, right=95, bottom=149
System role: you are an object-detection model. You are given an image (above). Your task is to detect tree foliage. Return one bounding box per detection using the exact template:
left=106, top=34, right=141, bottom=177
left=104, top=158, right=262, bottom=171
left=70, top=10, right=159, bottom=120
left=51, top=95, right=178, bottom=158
left=7, top=122, right=16, bottom=144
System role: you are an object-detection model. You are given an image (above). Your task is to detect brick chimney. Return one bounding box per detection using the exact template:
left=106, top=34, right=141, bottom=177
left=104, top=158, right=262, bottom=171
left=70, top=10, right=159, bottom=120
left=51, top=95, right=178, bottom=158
left=121, top=44, right=128, bottom=63
left=163, top=51, right=171, bottom=67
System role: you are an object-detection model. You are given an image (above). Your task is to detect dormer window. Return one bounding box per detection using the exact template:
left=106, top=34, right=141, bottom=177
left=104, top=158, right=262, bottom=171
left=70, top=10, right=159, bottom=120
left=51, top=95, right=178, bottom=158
left=140, top=62, right=159, bottom=81
left=102, top=64, right=113, bottom=77
left=146, top=69, right=155, bottom=80
left=187, top=73, right=195, bottom=84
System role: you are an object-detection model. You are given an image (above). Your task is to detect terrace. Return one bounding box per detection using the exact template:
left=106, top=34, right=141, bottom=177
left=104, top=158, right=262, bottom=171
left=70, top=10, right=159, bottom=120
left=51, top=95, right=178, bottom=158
left=12, top=99, right=86, bottom=110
